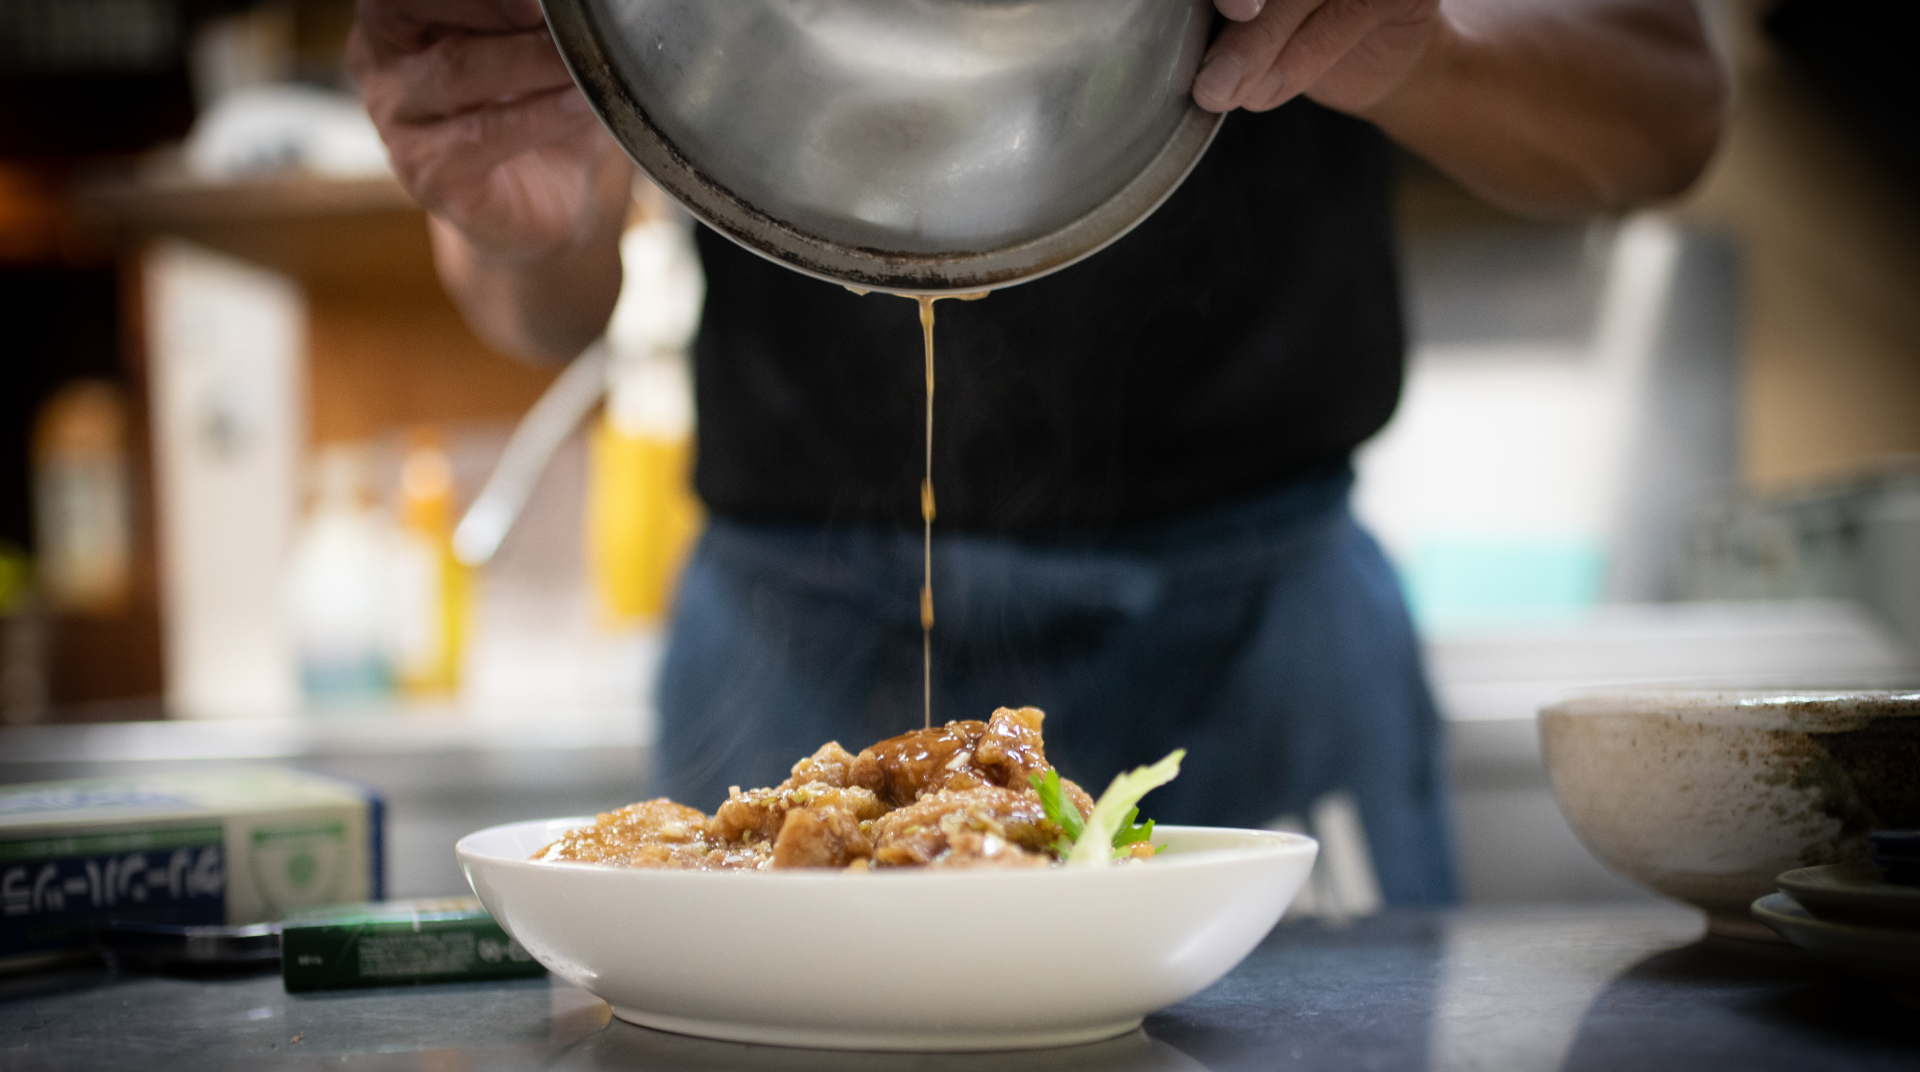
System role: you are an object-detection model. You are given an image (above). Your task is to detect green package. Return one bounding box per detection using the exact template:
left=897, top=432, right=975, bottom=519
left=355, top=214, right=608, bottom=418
left=0, top=768, right=381, bottom=974
left=281, top=896, right=545, bottom=992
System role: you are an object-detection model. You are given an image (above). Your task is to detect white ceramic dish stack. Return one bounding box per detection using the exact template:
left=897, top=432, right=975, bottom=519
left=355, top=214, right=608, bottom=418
left=458, top=818, right=1317, bottom=1051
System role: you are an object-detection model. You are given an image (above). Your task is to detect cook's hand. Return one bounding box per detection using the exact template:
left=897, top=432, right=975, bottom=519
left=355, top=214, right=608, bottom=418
left=1198, top=0, right=1440, bottom=115
left=349, top=0, right=629, bottom=261
left=348, top=0, right=630, bottom=358
left=1195, top=0, right=1723, bottom=217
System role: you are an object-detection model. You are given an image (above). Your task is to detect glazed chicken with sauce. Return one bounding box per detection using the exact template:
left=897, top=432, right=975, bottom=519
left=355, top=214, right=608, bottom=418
left=533, top=707, right=1101, bottom=870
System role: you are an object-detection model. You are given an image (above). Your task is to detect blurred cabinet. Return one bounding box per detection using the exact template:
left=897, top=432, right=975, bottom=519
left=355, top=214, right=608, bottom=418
left=89, top=173, right=560, bottom=445
left=142, top=239, right=303, bottom=719
left=1, top=166, right=163, bottom=722
left=85, top=172, right=562, bottom=717
left=1681, top=0, right=1920, bottom=492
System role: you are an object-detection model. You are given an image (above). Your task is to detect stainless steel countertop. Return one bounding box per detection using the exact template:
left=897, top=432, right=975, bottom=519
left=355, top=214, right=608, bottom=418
left=4, top=904, right=1915, bottom=1071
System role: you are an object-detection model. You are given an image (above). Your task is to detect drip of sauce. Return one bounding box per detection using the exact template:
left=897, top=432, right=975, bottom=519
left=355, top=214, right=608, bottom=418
left=916, top=294, right=938, bottom=732
left=845, top=286, right=988, bottom=729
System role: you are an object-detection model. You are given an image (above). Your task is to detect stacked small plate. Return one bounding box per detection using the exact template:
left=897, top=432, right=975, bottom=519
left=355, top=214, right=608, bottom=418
left=1753, top=833, right=1920, bottom=1008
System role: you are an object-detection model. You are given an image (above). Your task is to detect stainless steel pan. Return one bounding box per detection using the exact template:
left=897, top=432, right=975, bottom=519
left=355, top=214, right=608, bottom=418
left=543, top=0, right=1223, bottom=293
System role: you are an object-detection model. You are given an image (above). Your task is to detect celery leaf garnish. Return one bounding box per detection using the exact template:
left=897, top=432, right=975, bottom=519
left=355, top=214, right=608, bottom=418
left=1071, top=749, right=1183, bottom=866
left=1030, top=750, right=1184, bottom=866
left=1110, top=806, right=1156, bottom=853
left=1029, top=768, right=1084, bottom=856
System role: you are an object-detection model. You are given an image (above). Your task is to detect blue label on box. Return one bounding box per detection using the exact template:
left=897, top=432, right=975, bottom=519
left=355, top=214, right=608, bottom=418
left=0, top=787, right=200, bottom=817
left=1, top=825, right=226, bottom=959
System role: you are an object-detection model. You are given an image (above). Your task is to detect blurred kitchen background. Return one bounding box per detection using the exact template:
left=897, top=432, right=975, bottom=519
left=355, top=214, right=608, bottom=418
left=2, top=0, right=1916, bottom=914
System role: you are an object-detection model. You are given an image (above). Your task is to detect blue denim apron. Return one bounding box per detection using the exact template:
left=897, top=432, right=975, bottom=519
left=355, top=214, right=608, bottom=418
left=656, top=467, right=1457, bottom=904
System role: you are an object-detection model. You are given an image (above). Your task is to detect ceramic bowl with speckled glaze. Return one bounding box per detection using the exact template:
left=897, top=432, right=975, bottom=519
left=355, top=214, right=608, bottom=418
left=1539, top=689, right=1920, bottom=946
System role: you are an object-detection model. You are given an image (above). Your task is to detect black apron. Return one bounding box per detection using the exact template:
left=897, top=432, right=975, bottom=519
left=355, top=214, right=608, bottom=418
left=687, top=99, right=1406, bottom=538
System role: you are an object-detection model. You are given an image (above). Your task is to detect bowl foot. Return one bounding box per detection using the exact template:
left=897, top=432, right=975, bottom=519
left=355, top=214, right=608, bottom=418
left=609, top=1007, right=1143, bottom=1052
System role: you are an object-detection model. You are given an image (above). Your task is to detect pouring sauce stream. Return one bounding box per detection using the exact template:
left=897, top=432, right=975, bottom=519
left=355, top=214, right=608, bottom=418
left=917, top=296, right=937, bottom=731
left=848, top=288, right=988, bottom=729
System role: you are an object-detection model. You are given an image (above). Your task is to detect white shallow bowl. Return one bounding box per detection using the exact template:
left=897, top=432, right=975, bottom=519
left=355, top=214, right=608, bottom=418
left=458, top=818, right=1317, bottom=1051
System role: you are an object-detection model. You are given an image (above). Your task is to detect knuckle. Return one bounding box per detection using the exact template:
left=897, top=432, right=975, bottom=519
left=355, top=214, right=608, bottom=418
left=1227, top=3, right=1319, bottom=81
left=421, top=34, right=466, bottom=84
left=1239, top=17, right=1289, bottom=57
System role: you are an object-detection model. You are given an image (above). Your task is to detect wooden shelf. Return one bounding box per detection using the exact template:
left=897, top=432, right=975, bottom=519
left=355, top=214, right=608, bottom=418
left=82, top=171, right=417, bottom=224
left=80, top=170, right=441, bottom=299
left=80, top=166, right=561, bottom=444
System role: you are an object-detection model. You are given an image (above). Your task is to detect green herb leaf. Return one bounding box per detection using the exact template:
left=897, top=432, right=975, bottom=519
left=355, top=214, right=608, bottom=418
left=1029, top=768, right=1084, bottom=857
left=1112, top=808, right=1156, bottom=850
left=1067, top=750, right=1184, bottom=867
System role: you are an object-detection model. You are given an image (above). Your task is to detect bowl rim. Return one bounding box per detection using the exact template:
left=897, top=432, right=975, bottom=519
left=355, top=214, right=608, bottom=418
left=1539, top=680, right=1920, bottom=713
left=458, top=818, right=1317, bottom=883
left=540, top=0, right=1227, bottom=294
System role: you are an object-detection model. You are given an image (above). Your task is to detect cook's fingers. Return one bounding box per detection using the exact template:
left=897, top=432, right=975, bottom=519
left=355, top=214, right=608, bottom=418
left=353, top=0, right=544, bottom=58
left=379, top=29, right=575, bottom=125
left=1243, top=0, right=1393, bottom=111
left=1213, top=0, right=1267, bottom=21
left=386, top=87, right=602, bottom=209
left=1193, top=0, right=1324, bottom=112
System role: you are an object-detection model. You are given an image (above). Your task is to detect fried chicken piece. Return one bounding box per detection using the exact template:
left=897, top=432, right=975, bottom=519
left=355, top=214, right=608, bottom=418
left=708, top=741, right=882, bottom=844
left=785, top=741, right=860, bottom=788
left=971, top=706, right=1052, bottom=787
left=975, top=707, right=1099, bottom=819
left=533, top=799, right=732, bottom=869
left=711, top=782, right=886, bottom=844
left=936, top=822, right=1051, bottom=869
left=851, top=707, right=1087, bottom=810
left=621, top=841, right=774, bottom=871
left=868, top=786, right=1058, bottom=869
left=771, top=806, right=873, bottom=868
left=851, top=720, right=987, bottom=806
left=533, top=713, right=1099, bottom=872
left=1058, top=776, right=1097, bottom=827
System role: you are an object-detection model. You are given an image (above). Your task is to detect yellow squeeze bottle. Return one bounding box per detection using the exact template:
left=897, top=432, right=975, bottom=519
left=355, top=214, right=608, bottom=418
left=393, top=430, right=469, bottom=696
